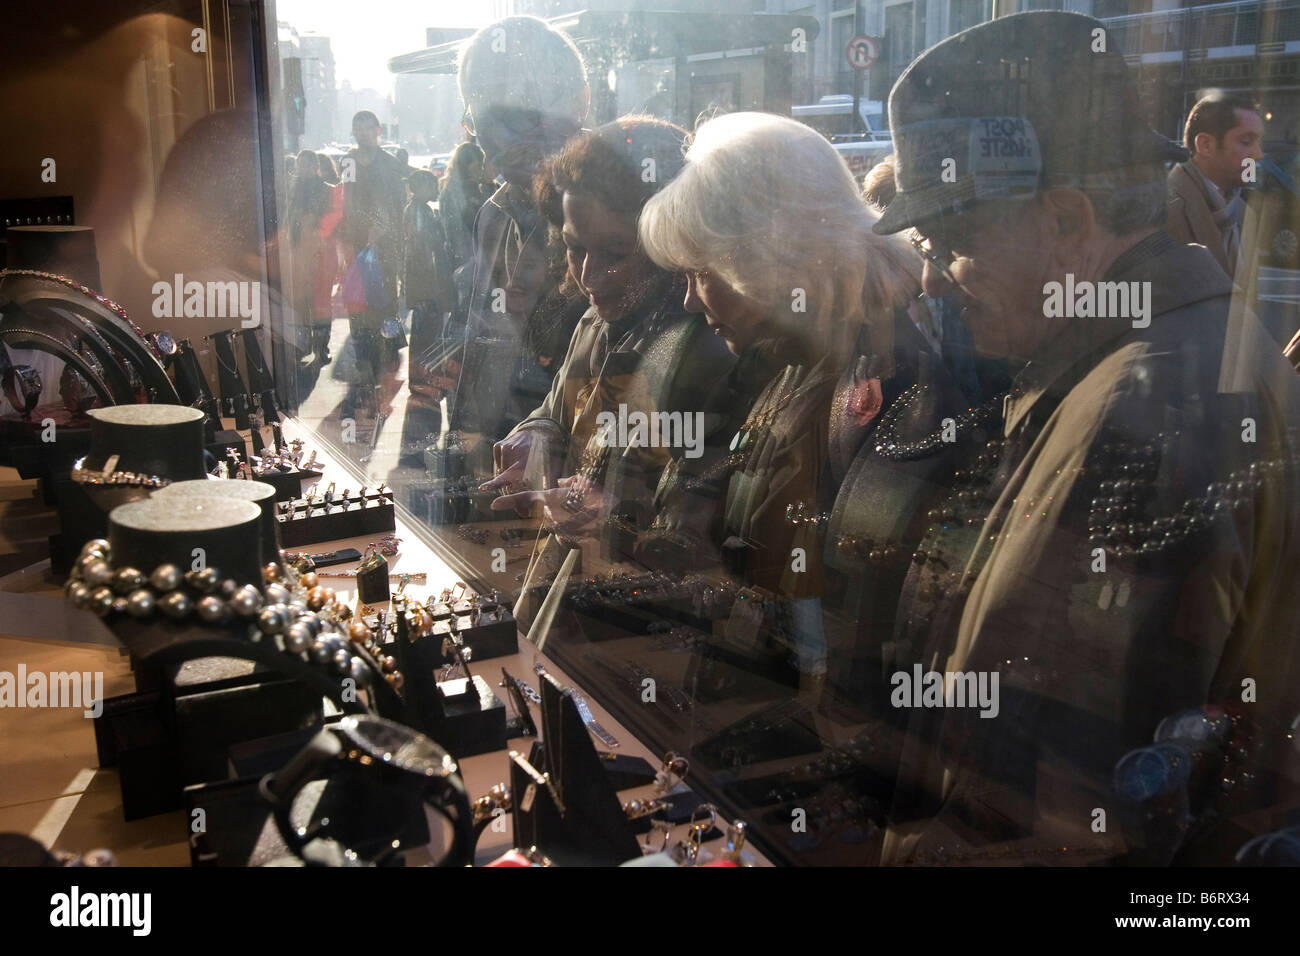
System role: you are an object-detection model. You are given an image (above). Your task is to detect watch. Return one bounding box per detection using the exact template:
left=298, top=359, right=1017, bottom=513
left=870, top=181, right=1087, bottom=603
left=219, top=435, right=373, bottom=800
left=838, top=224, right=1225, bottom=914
left=259, top=715, right=473, bottom=867
left=2, top=363, right=42, bottom=419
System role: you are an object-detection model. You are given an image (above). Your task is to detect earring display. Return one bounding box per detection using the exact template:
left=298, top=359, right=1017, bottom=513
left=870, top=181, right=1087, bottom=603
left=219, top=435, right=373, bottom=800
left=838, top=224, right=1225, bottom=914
left=401, top=582, right=519, bottom=665
left=382, top=593, right=508, bottom=758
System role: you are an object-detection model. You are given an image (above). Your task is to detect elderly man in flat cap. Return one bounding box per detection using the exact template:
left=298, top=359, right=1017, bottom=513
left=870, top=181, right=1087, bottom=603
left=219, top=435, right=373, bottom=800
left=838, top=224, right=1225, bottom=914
left=867, top=11, right=1300, bottom=865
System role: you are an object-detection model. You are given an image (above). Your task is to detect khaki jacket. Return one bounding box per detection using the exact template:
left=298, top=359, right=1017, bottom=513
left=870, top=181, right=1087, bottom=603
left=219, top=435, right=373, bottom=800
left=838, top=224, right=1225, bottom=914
left=881, top=236, right=1300, bottom=865
left=1167, top=161, right=1234, bottom=277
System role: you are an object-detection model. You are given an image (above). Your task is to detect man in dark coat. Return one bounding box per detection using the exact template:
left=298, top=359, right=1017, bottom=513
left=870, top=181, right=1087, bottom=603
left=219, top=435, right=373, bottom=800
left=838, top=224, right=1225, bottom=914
left=338, top=109, right=406, bottom=421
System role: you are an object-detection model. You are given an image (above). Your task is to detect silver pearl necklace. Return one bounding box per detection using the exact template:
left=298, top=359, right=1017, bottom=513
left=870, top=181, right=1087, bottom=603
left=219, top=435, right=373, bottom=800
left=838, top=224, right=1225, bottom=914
left=64, top=538, right=398, bottom=693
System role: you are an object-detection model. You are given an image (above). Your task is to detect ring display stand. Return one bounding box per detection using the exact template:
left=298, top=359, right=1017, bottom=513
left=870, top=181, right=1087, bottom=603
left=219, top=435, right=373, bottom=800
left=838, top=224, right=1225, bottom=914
left=276, top=488, right=396, bottom=547
left=383, top=606, right=506, bottom=759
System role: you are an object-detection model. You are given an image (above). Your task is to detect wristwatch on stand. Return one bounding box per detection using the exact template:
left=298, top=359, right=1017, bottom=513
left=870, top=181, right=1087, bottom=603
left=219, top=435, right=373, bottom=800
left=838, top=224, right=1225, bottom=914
left=259, top=715, right=473, bottom=867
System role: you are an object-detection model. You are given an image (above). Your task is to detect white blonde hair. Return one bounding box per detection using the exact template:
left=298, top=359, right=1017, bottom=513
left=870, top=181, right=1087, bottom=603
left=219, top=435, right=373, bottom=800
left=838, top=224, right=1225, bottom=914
left=639, top=112, right=919, bottom=364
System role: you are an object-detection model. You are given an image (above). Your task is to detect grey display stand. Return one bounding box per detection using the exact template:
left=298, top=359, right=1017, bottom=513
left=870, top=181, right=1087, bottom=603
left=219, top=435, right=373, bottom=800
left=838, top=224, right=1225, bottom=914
left=50, top=404, right=207, bottom=572
left=152, top=478, right=282, bottom=570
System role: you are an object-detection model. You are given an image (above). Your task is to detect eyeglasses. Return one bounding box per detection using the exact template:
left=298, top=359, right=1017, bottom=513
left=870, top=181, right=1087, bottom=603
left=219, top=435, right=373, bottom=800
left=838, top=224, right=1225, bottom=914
left=907, top=199, right=1034, bottom=283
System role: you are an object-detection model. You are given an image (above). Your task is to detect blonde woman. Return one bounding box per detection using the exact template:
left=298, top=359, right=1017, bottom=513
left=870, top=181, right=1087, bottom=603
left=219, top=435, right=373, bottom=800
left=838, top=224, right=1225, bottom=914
left=639, top=112, right=920, bottom=600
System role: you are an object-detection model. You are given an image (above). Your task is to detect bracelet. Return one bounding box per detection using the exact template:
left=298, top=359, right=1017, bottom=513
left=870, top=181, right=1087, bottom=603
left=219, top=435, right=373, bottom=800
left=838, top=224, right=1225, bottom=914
left=316, top=570, right=426, bottom=583
left=71, top=455, right=171, bottom=489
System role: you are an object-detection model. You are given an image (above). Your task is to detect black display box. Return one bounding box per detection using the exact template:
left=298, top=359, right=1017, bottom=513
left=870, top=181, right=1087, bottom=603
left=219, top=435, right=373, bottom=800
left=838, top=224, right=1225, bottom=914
left=93, top=667, right=323, bottom=821
left=276, top=492, right=395, bottom=547
left=254, top=466, right=323, bottom=502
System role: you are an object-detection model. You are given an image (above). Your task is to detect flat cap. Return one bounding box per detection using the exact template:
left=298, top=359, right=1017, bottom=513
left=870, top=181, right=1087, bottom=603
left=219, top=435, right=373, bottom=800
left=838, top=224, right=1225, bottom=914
left=874, top=11, right=1186, bottom=234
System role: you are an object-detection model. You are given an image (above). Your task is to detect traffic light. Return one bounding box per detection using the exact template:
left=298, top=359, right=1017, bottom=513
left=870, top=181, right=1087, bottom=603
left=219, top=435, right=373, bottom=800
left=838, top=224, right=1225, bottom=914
left=284, top=57, right=306, bottom=139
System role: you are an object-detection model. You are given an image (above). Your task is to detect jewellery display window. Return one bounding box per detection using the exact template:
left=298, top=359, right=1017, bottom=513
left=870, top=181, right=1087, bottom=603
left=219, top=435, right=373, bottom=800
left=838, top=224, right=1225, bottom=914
left=2, top=0, right=1299, bottom=874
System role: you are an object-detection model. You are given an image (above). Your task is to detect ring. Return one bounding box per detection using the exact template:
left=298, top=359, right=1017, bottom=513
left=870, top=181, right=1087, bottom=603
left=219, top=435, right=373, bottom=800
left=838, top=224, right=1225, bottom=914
left=689, top=802, right=718, bottom=836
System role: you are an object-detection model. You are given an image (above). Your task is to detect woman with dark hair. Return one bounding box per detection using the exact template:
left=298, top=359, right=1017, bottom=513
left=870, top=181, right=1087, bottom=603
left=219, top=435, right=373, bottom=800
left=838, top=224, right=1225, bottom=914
left=317, top=152, right=340, bottom=185
left=483, top=115, right=735, bottom=567
left=438, top=141, right=491, bottom=301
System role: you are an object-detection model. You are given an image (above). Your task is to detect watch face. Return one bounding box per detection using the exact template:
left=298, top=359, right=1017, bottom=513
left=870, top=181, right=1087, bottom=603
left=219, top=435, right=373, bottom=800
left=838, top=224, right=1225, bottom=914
left=338, top=715, right=455, bottom=778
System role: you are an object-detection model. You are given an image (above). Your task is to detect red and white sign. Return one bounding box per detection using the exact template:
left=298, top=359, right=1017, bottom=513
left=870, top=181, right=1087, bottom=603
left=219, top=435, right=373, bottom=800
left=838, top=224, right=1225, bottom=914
left=846, top=35, right=879, bottom=70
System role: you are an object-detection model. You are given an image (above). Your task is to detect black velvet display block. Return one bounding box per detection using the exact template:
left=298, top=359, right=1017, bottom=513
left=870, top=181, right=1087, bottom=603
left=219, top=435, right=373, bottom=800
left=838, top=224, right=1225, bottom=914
left=254, top=466, right=323, bottom=503
left=276, top=491, right=395, bottom=547
left=455, top=615, right=517, bottom=661
left=7, top=427, right=88, bottom=501
left=432, top=675, right=507, bottom=758
left=183, top=774, right=416, bottom=867
left=171, top=675, right=323, bottom=791
left=386, top=610, right=506, bottom=759
left=93, top=672, right=323, bottom=821
left=48, top=480, right=148, bottom=574
left=599, top=754, right=658, bottom=791
left=226, top=722, right=340, bottom=779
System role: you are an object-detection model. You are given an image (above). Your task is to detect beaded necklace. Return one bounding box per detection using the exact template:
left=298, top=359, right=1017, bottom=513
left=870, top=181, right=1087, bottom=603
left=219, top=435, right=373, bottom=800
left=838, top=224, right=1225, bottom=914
left=65, top=538, right=404, bottom=693
left=872, top=383, right=1010, bottom=462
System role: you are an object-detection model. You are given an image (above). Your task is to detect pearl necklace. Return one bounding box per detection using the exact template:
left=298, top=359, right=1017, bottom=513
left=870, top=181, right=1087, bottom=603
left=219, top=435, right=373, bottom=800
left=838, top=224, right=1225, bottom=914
left=64, top=539, right=404, bottom=693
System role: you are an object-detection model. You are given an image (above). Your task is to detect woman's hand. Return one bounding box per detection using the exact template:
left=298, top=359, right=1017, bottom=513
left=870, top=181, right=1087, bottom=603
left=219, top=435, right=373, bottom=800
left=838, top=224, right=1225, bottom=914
left=479, top=429, right=539, bottom=499
left=489, top=475, right=609, bottom=536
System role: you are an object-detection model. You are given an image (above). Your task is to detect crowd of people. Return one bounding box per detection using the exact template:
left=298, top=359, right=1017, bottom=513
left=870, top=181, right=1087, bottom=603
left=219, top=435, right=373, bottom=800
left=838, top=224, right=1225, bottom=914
left=281, top=10, right=1300, bottom=864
